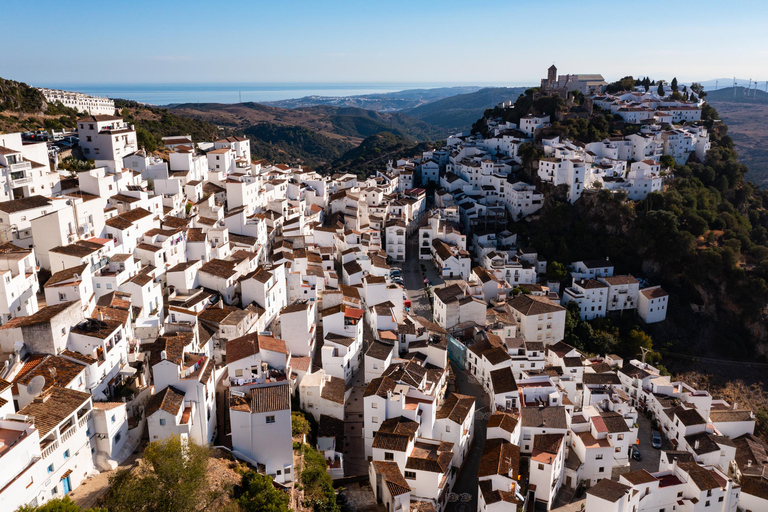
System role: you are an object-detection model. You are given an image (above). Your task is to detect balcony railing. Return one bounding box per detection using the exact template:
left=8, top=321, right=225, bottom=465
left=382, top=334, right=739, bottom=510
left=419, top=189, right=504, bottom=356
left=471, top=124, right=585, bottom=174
left=60, top=424, right=76, bottom=443
left=41, top=440, right=59, bottom=459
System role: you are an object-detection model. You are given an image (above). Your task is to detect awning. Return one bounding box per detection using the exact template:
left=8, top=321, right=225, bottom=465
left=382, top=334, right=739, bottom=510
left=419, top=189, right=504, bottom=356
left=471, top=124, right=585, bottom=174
left=119, top=366, right=137, bottom=376
left=60, top=469, right=73, bottom=480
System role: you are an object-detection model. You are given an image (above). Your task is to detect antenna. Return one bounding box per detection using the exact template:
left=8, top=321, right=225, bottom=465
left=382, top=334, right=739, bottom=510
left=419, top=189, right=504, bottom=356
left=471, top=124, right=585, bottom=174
left=26, top=375, right=45, bottom=397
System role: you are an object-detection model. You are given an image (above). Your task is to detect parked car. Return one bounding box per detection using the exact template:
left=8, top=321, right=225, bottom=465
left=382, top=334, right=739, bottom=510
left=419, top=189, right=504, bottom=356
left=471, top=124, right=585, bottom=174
left=651, top=431, right=663, bottom=449
left=631, top=446, right=642, bottom=461
left=393, top=277, right=403, bottom=285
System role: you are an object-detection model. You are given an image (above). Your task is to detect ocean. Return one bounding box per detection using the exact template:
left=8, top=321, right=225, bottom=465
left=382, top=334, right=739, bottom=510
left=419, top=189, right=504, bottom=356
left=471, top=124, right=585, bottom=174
left=38, top=82, right=521, bottom=106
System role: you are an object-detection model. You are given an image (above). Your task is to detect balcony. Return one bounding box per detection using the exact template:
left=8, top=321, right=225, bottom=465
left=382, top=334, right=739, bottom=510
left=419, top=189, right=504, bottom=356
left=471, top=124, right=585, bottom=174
left=41, top=439, right=59, bottom=459
left=60, top=423, right=76, bottom=443
left=11, top=176, right=33, bottom=186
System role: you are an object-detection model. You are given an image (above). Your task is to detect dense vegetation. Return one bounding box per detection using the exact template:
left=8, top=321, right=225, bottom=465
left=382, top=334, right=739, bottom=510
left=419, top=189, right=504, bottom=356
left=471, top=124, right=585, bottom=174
left=243, top=122, right=354, bottom=168
left=0, top=77, right=47, bottom=113
left=321, top=106, right=443, bottom=141
left=328, top=131, right=442, bottom=178
left=296, top=443, right=340, bottom=512
left=500, top=99, right=768, bottom=360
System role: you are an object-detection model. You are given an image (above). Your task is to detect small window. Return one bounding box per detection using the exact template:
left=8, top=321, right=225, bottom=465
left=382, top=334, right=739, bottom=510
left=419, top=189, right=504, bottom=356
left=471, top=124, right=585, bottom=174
left=384, top=452, right=394, bottom=461
left=266, top=415, right=275, bottom=424
left=47, top=464, right=54, bottom=474
left=404, top=471, right=416, bottom=480
left=159, top=418, right=166, bottom=426
left=111, top=415, right=116, bottom=423
left=599, top=467, right=605, bottom=473
left=64, top=449, right=70, bottom=459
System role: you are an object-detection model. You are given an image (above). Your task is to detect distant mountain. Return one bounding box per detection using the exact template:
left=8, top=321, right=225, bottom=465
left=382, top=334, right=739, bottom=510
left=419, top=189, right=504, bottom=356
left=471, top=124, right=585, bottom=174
left=404, top=87, right=529, bottom=133
left=707, top=87, right=768, bottom=188
left=706, top=86, right=768, bottom=104
left=263, top=86, right=483, bottom=111
left=696, top=78, right=758, bottom=90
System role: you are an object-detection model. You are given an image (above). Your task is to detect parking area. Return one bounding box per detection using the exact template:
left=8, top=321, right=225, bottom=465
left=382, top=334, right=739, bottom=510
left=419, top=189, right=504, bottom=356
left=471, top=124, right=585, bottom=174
left=629, top=412, right=663, bottom=473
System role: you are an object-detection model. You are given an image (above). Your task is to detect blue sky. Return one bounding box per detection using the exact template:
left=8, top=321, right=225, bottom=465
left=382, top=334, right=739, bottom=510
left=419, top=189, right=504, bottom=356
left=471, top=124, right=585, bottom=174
left=3, top=0, right=766, bottom=86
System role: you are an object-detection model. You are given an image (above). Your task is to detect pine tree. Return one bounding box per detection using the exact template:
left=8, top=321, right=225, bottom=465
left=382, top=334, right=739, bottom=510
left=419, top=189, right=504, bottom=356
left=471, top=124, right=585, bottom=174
left=657, top=83, right=665, bottom=97
left=671, top=77, right=678, bottom=92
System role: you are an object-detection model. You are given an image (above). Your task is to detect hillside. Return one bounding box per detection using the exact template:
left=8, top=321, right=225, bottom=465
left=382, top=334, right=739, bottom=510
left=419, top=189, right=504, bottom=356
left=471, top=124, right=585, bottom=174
left=263, top=86, right=482, bottom=110
left=329, top=131, right=441, bottom=177
left=169, top=101, right=442, bottom=143
left=478, top=90, right=768, bottom=363
left=405, top=87, right=529, bottom=133
left=242, top=122, right=354, bottom=168
left=0, top=77, right=47, bottom=113
left=115, top=99, right=222, bottom=152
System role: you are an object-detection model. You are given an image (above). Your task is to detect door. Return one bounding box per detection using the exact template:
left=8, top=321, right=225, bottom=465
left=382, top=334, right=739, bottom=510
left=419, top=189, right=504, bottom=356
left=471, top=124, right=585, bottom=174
left=566, top=475, right=572, bottom=487
left=62, top=476, right=71, bottom=495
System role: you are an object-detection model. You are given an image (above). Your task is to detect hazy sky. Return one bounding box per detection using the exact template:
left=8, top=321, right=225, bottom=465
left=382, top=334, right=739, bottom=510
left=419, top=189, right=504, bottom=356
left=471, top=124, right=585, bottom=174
left=3, top=0, right=766, bottom=86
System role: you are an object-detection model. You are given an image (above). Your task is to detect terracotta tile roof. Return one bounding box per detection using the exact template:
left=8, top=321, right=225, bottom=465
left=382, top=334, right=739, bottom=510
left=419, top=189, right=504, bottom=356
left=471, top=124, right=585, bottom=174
left=379, top=416, right=420, bottom=437
left=372, top=461, right=410, bottom=496
left=600, top=275, right=638, bottom=286
left=321, top=376, right=346, bottom=404
left=678, top=462, right=723, bottom=491
left=478, top=438, right=519, bottom=478
left=145, top=386, right=185, bottom=418
left=478, top=480, right=518, bottom=505
left=436, top=393, right=475, bottom=424
left=17, top=387, right=91, bottom=436
left=586, top=478, right=631, bottom=502
left=363, top=376, right=397, bottom=398
left=231, top=383, right=290, bottom=414
left=709, top=409, right=754, bottom=423
left=0, top=195, right=51, bottom=213
left=622, top=469, right=657, bottom=486
left=520, top=406, right=568, bottom=429
left=0, top=302, right=78, bottom=330
left=487, top=412, right=519, bottom=433
left=405, top=442, right=453, bottom=473
left=199, top=258, right=237, bottom=279
left=490, top=367, right=517, bottom=394
left=507, top=294, right=564, bottom=315
left=148, top=332, right=194, bottom=366
left=641, top=286, right=668, bottom=299
left=366, top=341, right=394, bottom=361
left=70, top=318, right=122, bottom=339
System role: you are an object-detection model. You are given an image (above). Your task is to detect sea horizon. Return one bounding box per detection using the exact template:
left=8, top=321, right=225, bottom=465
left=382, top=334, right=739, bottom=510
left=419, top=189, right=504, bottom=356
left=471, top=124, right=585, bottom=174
left=35, top=81, right=536, bottom=106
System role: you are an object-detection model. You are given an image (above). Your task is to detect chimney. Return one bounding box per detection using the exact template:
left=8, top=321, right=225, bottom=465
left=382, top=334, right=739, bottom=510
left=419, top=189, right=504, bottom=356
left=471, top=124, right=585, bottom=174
left=747, top=460, right=752, bottom=468
left=694, top=440, right=700, bottom=450
left=672, top=456, right=678, bottom=472
left=733, top=402, right=738, bottom=410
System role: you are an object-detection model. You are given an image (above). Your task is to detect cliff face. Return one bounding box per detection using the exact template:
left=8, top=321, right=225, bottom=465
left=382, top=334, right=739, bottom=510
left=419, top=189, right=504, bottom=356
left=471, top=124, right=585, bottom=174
left=0, top=77, right=47, bottom=113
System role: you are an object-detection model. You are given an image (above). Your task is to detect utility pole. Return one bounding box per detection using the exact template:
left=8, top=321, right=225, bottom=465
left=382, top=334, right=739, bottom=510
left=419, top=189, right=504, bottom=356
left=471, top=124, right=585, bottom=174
left=733, top=78, right=737, bottom=98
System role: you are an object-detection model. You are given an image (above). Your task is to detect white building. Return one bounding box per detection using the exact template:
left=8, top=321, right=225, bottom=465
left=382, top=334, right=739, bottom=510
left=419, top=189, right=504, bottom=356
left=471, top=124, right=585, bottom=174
left=229, top=383, right=294, bottom=483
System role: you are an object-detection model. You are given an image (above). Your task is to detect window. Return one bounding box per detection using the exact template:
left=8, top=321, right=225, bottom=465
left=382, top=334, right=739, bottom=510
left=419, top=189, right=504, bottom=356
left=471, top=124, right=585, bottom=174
left=404, top=471, right=416, bottom=480
left=159, top=419, right=166, bottom=426
left=384, top=452, right=394, bottom=461
left=111, top=415, right=116, bottom=424
left=86, top=428, right=91, bottom=437
left=284, top=468, right=290, bottom=475
left=537, top=463, right=544, bottom=470
left=47, top=464, right=54, bottom=474
left=64, top=450, right=70, bottom=459
left=372, top=417, right=378, bottom=423
left=705, top=501, right=710, bottom=507
left=266, top=416, right=275, bottom=424
left=595, top=454, right=603, bottom=460
left=599, top=467, right=605, bottom=473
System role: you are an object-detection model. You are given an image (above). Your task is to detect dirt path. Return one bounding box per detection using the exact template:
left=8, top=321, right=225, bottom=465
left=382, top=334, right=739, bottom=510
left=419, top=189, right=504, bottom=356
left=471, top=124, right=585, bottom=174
left=69, top=450, right=141, bottom=508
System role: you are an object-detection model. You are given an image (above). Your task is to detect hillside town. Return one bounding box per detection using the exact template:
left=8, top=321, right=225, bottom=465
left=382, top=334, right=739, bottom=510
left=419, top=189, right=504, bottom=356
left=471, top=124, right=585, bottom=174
left=0, top=66, right=762, bottom=512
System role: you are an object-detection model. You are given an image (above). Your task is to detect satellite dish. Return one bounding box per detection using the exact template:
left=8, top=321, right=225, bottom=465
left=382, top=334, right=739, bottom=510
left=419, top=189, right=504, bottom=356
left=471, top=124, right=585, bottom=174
left=27, top=375, right=45, bottom=397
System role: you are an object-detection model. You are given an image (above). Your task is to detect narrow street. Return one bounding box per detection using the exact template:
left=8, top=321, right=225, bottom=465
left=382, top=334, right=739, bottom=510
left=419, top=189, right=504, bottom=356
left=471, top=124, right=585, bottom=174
left=446, top=364, right=490, bottom=512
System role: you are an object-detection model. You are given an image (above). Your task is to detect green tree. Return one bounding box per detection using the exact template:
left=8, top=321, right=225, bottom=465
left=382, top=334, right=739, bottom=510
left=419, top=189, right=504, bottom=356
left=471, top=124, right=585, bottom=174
left=546, top=261, right=568, bottom=282
left=103, top=435, right=214, bottom=512
left=657, top=82, right=665, bottom=97
left=623, top=329, right=654, bottom=359
left=236, top=469, right=290, bottom=512
left=16, top=498, right=106, bottom=512
left=136, top=126, right=158, bottom=152
left=298, top=444, right=340, bottom=512
left=292, top=411, right=311, bottom=438
left=671, top=77, right=678, bottom=92
left=660, top=155, right=676, bottom=169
